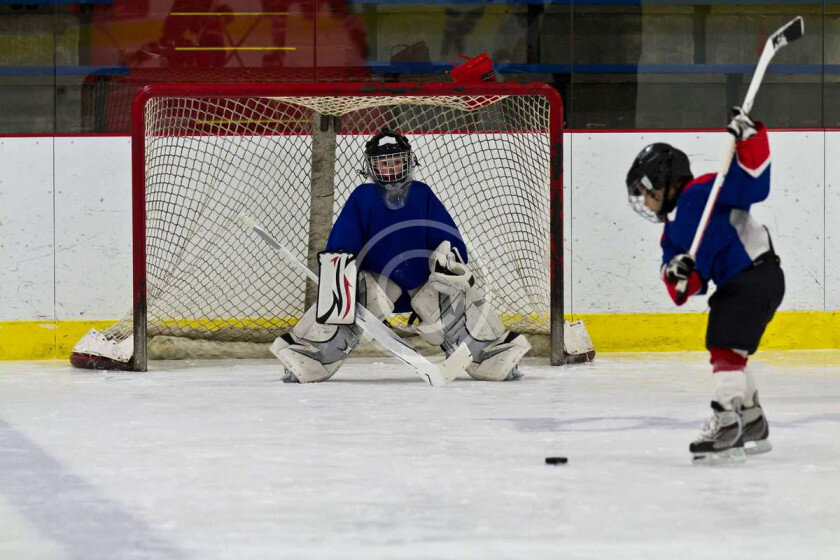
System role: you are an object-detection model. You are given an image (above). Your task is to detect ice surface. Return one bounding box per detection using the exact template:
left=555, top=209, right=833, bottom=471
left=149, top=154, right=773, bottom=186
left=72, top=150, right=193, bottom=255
left=1, top=351, right=839, bottom=559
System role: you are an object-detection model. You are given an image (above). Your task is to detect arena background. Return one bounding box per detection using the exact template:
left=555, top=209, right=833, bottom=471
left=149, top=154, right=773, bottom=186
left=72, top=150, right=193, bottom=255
left=0, top=1, right=837, bottom=359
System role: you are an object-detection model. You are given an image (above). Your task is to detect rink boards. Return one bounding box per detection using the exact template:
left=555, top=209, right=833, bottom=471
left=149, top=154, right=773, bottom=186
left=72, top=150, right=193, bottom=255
left=1, top=129, right=839, bottom=358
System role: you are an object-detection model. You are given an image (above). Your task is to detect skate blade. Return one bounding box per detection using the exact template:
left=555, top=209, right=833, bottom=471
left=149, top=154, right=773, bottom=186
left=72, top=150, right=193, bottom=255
left=692, top=447, right=746, bottom=464
left=744, top=439, right=772, bottom=455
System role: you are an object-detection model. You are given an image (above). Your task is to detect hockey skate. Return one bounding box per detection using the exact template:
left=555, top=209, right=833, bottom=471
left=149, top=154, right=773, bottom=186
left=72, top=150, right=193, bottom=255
left=505, top=365, right=524, bottom=381
left=742, top=393, right=772, bottom=455
left=690, top=400, right=746, bottom=463
left=281, top=368, right=301, bottom=384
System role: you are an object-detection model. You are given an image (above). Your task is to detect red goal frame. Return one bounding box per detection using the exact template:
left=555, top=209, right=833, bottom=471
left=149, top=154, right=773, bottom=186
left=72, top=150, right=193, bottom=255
left=128, top=82, right=567, bottom=368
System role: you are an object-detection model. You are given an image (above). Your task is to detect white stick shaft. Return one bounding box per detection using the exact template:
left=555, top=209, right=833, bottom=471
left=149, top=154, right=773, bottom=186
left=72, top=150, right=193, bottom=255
left=741, top=47, right=776, bottom=115
left=688, top=141, right=735, bottom=258
left=687, top=17, right=801, bottom=259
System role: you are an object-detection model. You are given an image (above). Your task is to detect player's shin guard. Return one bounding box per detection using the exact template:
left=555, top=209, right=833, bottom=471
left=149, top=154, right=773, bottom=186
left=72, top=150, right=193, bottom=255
left=709, top=347, right=748, bottom=405
left=270, top=306, right=362, bottom=383
left=409, top=281, right=530, bottom=381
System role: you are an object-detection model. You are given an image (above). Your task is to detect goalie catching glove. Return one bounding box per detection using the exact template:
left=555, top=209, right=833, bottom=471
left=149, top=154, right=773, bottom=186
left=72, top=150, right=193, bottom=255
left=427, top=240, right=473, bottom=294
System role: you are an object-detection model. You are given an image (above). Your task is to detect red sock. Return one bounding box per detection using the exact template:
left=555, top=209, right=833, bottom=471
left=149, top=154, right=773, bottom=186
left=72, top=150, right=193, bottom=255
left=709, top=347, right=748, bottom=373
left=709, top=348, right=748, bottom=407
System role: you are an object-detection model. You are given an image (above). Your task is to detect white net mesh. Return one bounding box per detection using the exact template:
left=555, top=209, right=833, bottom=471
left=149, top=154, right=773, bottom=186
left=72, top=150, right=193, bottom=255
left=91, top=90, right=553, bottom=355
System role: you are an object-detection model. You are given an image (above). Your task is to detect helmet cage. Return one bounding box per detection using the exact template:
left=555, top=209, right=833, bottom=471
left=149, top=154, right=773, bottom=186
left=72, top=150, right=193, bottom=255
left=362, top=129, right=417, bottom=209
left=627, top=174, right=665, bottom=223
left=367, top=151, right=412, bottom=186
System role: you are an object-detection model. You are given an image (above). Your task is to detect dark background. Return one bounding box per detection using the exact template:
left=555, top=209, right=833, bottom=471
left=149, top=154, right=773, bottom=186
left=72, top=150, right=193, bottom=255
left=0, top=0, right=831, bottom=132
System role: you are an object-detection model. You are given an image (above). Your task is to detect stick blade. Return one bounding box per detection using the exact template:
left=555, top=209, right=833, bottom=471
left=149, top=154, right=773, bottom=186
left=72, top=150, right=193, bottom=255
left=440, top=342, right=472, bottom=382
left=420, top=364, right=447, bottom=387
left=773, top=16, right=804, bottom=49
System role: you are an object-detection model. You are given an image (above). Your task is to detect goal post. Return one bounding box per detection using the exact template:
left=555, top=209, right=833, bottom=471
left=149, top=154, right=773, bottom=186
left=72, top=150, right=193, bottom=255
left=71, top=82, right=573, bottom=369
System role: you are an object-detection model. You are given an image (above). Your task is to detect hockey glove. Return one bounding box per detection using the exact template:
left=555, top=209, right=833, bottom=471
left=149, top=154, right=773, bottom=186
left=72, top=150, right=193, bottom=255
left=726, top=106, right=757, bottom=141
left=664, top=253, right=695, bottom=284
left=663, top=253, right=703, bottom=306
left=428, top=240, right=473, bottom=294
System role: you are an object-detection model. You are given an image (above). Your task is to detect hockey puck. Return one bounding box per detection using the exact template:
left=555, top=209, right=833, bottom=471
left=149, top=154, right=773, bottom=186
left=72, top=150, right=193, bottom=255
left=545, top=456, right=568, bottom=465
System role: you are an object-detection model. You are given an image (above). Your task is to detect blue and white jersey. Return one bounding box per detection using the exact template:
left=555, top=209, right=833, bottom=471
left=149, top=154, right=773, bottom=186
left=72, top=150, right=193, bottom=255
left=661, top=123, right=772, bottom=296
left=325, top=180, right=467, bottom=310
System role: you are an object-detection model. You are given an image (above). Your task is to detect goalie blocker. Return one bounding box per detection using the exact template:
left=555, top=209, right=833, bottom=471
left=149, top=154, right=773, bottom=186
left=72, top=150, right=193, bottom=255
left=316, top=251, right=358, bottom=325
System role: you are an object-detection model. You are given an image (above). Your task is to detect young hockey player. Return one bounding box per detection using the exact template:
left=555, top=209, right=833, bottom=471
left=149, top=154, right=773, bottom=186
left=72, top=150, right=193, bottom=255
left=271, top=129, right=531, bottom=383
left=625, top=107, right=785, bottom=462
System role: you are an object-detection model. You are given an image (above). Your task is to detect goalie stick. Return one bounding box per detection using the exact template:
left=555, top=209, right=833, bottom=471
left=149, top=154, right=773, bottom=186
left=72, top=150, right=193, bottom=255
left=238, top=214, right=471, bottom=386
left=679, top=16, right=803, bottom=296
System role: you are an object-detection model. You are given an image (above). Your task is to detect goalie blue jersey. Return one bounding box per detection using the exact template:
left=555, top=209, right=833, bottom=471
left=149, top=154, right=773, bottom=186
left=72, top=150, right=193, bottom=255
left=661, top=123, right=773, bottom=296
left=325, top=181, right=468, bottom=309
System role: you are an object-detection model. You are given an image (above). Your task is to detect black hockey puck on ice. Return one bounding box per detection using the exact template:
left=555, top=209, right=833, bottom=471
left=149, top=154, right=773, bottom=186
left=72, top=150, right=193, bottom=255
left=545, top=456, right=568, bottom=465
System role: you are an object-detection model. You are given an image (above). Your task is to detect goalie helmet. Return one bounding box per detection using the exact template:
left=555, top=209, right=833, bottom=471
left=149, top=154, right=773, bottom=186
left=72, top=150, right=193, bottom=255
left=626, top=143, right=693, bottom=222
left=364, top=129, right=416, bottom=209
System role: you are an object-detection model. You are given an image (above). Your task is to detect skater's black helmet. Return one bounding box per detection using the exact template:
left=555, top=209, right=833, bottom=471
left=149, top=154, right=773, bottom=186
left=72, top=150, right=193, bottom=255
left=626, top=143, right=693, bottom=222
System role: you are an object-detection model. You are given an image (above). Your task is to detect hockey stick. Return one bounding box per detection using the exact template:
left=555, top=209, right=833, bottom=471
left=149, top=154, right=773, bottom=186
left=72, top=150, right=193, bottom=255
left=685, top=17, right=803, bottom=270
left=238, top=214, right=471, bottom=386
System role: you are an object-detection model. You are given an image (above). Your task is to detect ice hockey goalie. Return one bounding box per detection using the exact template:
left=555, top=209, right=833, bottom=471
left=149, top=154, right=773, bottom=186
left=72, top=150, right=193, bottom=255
left=271, top=129, right=531, bottom=383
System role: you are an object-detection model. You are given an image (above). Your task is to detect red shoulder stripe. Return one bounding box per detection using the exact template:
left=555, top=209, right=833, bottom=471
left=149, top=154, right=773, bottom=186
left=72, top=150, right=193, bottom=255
left=684, top=173, right=715, bottom=191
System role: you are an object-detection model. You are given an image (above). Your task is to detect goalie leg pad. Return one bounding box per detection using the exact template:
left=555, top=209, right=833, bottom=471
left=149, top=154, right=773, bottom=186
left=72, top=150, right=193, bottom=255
left=271, top=273, right=399, bottom=383
left=408, top=280, right=447, bottom=346
left=270, top=334, right=342, bottom=383
left=410, top=282, right=530, bottom=381
left=464, top=284, right=506, bottom=342
left=467, top=332, right=531, bottom=381
left=410, top=282, right=506, bottom=351
left=271, top=305, right=362, bottom=383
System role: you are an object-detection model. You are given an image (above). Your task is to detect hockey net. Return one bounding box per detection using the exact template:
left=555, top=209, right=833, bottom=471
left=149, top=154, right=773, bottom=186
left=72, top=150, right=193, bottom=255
left=71, top=82, right=564, bottom=370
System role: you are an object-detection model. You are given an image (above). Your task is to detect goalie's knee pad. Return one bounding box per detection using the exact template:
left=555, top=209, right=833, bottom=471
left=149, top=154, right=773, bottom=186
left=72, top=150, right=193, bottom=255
left=410, top=282, right=530, bottom=381
left=271, top=305, right=362, bottom=383
left=358, top=271, right=400, bottom=320
left=410, top=280, right=505, bottom=350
